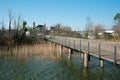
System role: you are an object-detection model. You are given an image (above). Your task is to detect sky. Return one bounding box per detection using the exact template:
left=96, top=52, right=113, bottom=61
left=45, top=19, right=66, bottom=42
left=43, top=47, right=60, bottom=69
left=0, top=0, right=120, bottom=31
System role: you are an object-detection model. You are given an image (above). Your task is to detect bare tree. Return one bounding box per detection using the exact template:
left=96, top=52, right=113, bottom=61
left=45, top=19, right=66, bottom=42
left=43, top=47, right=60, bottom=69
left=85, top=17, right=93, bottom=32
left=16, top=15, right=23, bottom=30
left=0, top=19, right=5, bottom=35
left=14, top=20, right=16, bottom=30
left=12, top=13, right=23, bottom=31
left=85, top=16, right=93, bottom=38
left=93, top=24, right=104, bottom=39
left=2, top=20, right=5, bottom=30
left=8, top=9, right=13, bottom=36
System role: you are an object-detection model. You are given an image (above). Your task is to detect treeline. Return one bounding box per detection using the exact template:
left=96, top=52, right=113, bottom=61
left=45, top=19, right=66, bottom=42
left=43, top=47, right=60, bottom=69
left=50, top=24, right=81, bottom=38
left=82, top=14, right=120, bottom=40
left=50, top=13, right=120, bottom=40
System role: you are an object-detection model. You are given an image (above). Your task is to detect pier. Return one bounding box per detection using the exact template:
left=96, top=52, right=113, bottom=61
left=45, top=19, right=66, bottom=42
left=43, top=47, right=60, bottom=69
left=48, top=36, right=120, bottom=68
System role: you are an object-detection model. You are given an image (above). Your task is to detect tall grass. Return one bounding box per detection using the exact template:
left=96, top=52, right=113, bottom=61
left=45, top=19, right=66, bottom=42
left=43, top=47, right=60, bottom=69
left=0, top=41, right=64, bottom=60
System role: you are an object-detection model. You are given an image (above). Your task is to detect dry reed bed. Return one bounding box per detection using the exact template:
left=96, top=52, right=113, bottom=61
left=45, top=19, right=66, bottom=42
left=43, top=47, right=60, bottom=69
left=0, top=42, right=64, bottom=59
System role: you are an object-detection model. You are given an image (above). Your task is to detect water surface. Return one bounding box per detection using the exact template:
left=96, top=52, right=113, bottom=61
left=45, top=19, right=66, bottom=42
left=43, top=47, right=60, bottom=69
left=0, top=54, right=120, bottom=80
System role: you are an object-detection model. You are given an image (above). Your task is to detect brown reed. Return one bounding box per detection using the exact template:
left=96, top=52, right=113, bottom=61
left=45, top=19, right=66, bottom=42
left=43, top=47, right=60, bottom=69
left=0, top=41, right=63, bottom=60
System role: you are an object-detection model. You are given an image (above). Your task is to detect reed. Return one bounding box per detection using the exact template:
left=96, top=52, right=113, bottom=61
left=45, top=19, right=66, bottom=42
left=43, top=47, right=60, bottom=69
left=0, top=42, right=61, bottom=60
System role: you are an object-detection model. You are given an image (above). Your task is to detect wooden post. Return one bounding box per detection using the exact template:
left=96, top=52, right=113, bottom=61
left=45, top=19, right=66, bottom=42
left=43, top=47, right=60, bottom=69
left=84, top=53, right=88, bottom=68
left=58, top=37, right=59, bottom=43
left=68, top=49, right=72, bottom=60
left=74, top=40, right=75, bottom=49
left=99, top=43, right=104, bottom=67
left=81, top=52, right=84, bottom=60
left=65, top=38, right=66, bottom=46
left=99, top=44, right=101, bottom=58
left=88, top=42, right=89, bottom=53
left=59, top=37, right=60, bottom=43
left=100, top=59, right=104, bottom=67
left=80, top=40, right=84, bottom=59
left=88, top=42, right=90, bottom=61
left=60, top=45, right=63, bottom=56
left=80, top=40, right=81, bottom=51
left=114, top=46, right=117, bottom=64
left=69, top=39, right=70, bottom=47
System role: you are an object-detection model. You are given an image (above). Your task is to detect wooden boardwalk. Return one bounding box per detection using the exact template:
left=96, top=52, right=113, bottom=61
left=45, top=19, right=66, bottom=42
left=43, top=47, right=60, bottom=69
left=48, top=36, right=120, bottom=67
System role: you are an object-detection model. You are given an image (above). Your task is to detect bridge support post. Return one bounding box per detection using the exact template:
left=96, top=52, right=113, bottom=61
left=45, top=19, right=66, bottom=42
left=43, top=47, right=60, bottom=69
left=100, top=59, right=104, bottom=67
left=68, top=49, right=72, bottom=60
left=60, top=45, right=63, bottom=57
left=80, top=52, right=84, bottom=60
left=84, top=53, right=88, bottom=68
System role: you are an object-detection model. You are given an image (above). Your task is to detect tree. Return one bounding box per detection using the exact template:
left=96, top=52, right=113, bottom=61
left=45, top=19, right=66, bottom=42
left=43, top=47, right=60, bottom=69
left=33, top=21, right=35, bottom=29
left=0, top=20, right=5, bottom=35
left=14, top=20, right=17, bottom=30
left=2, top=20, right=5, bottom=31
left=8, top=9, right=13, bottom=36
left=17, top=15, right=23, bottom=30
left=13, top=14, right=23, bottom=31
left=114, top=13, right=120, bottom=20
left=21, top=21, right=27, bottom=40
left=113, top=13, right=120, bottom=37
left=85, top=16, right=93, bottom=38
left=112, top=25, right=120, bottom=37
left=50, top=23, right=73, bottom=37
left=93, top=24, right=104, bottom=39
left=13, top=14, right=23, bottom=44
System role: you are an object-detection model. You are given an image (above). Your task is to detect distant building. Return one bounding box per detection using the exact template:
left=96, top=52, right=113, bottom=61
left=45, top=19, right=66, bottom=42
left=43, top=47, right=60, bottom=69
left=50, top=27, right=55, bottom=32
left=103, top=30, right=115, bottom=38
left=35, top=25, right=44, bottom=33
left=104, top=30, right=114, bottom=33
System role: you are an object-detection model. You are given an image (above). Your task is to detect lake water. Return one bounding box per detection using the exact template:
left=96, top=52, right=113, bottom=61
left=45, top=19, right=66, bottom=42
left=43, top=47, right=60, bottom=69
left=0, top=53, right=120, bottom=80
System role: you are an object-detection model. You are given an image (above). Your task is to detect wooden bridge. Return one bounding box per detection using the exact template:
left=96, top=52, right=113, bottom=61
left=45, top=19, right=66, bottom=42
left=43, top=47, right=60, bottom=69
left=47, top=36, right=120, bottom=68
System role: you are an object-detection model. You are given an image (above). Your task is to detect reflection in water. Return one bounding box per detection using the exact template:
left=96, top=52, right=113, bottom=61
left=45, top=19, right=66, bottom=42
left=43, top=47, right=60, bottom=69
left=0, top=55, right=120, bottom=80
left=82, top=68, right=88, bottom=80
left=100, top=67, right=104, bottom=80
